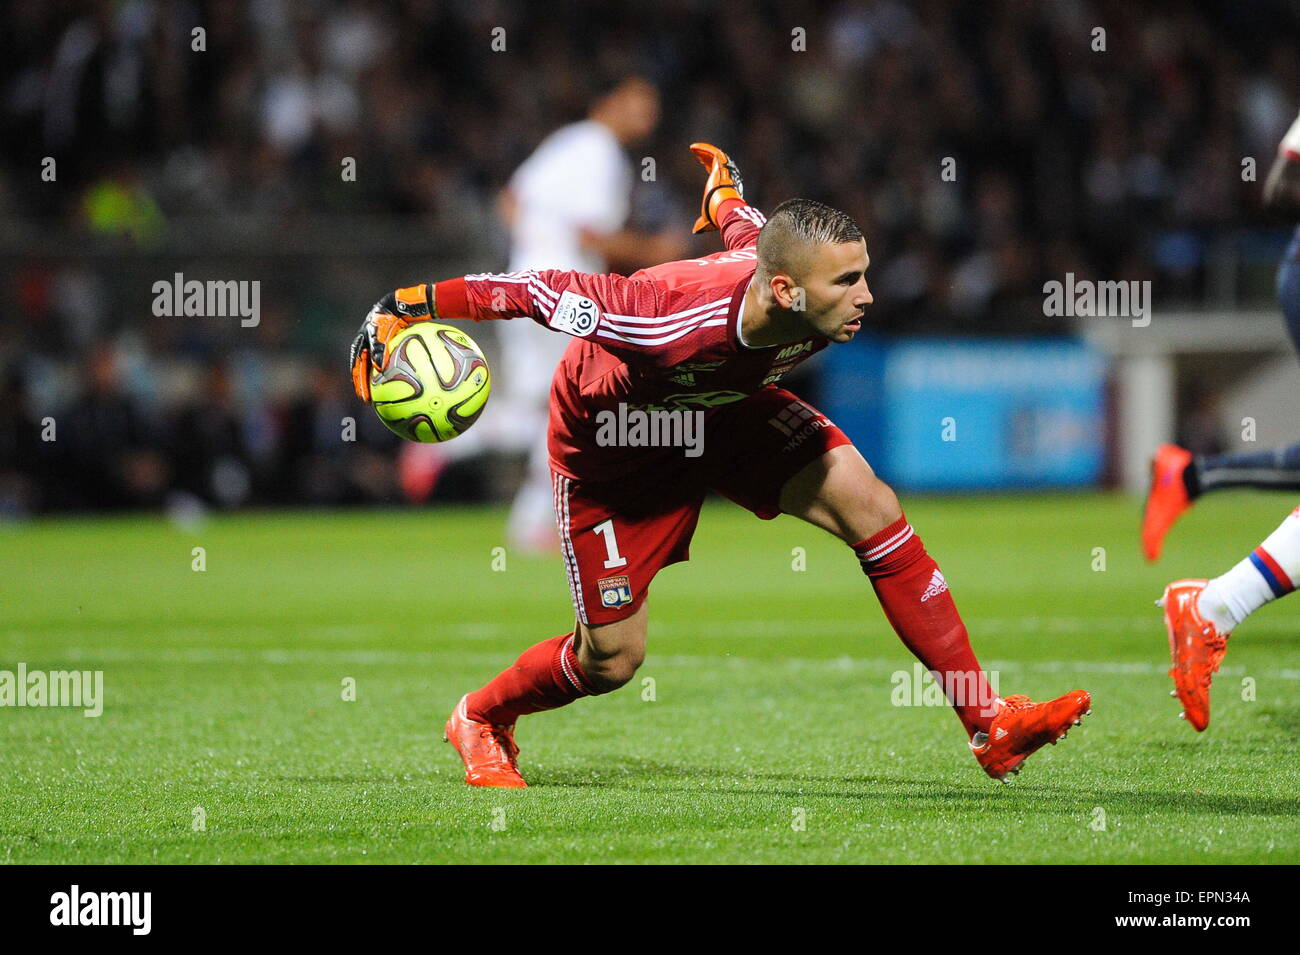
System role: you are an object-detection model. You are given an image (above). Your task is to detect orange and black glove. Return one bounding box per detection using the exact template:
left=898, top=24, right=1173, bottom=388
left=689, top=142, right=745, bottom=234
left=349, top=284, right=435, bottom=402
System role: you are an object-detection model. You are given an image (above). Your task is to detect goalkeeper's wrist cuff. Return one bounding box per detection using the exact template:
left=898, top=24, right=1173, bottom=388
left=714, top=196, right=748, bottom=226
left=394, top=284, right=436, bottom=319
left=702, top=186, right=743, bottom=229
left=433, top=278, right=469, bottom=318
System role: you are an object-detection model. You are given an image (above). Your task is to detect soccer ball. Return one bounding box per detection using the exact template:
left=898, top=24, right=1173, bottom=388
left=369, top=323, right=491, bottom=442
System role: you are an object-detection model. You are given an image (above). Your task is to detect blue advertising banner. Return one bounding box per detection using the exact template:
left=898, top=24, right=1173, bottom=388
left=821, top=337, right=1108, bottom=490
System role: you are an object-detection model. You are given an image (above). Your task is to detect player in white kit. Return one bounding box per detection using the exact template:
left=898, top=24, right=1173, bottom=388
left=402, top=75, right=683, bottom=551
left=499, top=75, right=684, bottom=551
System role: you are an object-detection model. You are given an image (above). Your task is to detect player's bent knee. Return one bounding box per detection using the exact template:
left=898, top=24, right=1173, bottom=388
left=828, top=475, right=902, bottom=543
left=575, top=608, right=647, bottom=693
left=863, top=476, right=903, bottom=527
left=582, top=647, right=645, bottom=692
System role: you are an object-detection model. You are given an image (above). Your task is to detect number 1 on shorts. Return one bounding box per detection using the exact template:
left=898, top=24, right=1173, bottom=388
left=593, top=519, right=628, bottom=569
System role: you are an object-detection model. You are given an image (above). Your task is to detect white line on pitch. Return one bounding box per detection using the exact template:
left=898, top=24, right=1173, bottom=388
left=6, top=644, right=1297, bottom=681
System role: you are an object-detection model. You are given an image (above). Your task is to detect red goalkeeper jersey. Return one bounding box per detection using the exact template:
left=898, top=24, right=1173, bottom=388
left=433, top=201, right=829, bottom=481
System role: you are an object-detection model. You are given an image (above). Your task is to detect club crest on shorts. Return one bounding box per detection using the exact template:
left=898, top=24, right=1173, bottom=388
left=598, top=574, right=633, bottom=608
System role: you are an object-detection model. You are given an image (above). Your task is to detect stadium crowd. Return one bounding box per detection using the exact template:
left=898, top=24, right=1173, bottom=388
left=1, top=0, right=1298, bottom=514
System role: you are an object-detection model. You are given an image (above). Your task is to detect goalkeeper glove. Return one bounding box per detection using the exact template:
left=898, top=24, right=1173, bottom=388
left=349, top=284, right=435, bottom=402
left=688, top=142, right=745, bottom=234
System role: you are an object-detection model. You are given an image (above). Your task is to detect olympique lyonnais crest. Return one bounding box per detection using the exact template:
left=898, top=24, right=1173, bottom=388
left=598, top=575, right=633, bottom=608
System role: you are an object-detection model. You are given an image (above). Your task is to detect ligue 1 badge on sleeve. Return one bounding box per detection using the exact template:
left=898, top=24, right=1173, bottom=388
left=598, top=575, right=633, bottom=608
left=550, top=290, right=599, bottom=337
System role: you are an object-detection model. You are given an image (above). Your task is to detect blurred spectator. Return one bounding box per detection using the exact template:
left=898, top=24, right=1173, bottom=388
left=61, top=346, right=169, bottom=509
left=277, top=360, right=402, bottom=506
left=0, top=369, right=43, bottom=518
left=167, top=361, right=251, bottom=508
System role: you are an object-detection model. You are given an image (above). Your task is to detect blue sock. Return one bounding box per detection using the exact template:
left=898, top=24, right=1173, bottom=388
left=1191, top=443, right=1300, bottom=497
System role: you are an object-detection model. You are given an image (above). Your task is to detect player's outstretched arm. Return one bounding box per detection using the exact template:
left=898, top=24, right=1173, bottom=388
left=689, top=143, right=766, bottom=249
left=350, top=268, right=673, bottom=400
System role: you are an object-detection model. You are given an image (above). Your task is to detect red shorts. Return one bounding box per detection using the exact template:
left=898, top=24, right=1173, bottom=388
left=549, top=387, right=851, bottom=624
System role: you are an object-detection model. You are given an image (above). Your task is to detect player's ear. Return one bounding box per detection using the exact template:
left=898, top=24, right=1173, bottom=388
left=770, top=273, right=799, bottom=310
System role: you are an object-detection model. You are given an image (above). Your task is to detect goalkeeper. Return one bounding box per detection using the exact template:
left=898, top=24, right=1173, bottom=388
left=351, top=144, right=1092, bottom=787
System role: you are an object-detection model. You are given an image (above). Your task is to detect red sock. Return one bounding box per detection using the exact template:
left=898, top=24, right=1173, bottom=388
left=465, top=632, right=598, bottom=725
left=853, top=516, right=996, bottom=736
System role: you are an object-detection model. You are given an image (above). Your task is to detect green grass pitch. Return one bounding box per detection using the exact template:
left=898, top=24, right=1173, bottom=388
left=1, top=492, right=1297, bottom=864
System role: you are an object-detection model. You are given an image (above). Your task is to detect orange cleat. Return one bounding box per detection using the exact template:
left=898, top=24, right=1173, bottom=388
left=1158, top=580, right=1230, bottom=732
left=1142, top=444, right=1194, bottom=563
left=443, top=694, right=528, bottom=788
left=971, top=690, right=1092, bottom=782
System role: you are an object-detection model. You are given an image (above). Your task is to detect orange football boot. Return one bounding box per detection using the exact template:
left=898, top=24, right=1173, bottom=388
left=1142, top=444, right=1194, bottom=563
left=971, top=690, right=1092, bottom=782
left=1158, top=580, right=1230, bottom=732
left=443, top=694, right=528, bottom=788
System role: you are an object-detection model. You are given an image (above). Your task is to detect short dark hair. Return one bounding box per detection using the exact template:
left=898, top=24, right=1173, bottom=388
left=757, top=198, right=863, bottom=280
left=589, top=70, right=654, bottom=103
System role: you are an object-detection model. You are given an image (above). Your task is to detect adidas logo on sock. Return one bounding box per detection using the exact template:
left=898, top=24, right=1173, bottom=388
left=994, top=726, right=1009, bottom=741
left=920, top=569, right=949, bottom=603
